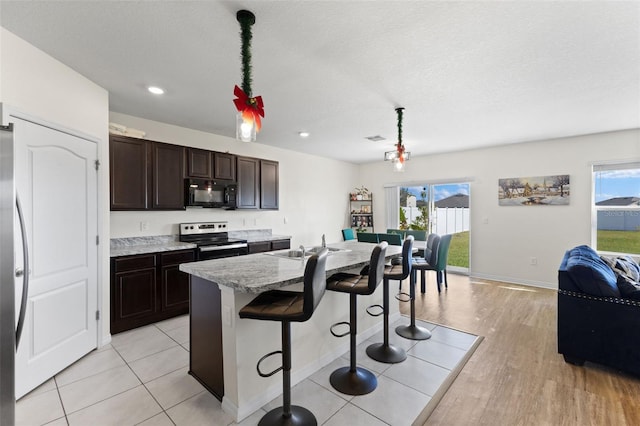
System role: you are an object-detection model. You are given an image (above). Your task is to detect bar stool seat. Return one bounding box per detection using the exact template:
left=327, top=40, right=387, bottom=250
left=239, top=249, right=329, bottom=426
left=366, top=236, right=414, bottom=364
left=326, top=242, right=388, bottom=395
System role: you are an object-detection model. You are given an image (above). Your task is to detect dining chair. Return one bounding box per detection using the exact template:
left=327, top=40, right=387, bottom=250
left=405, top=230, right=427, bottom=241
left=356, top=232, right=379, bottom=243
left=377, top=233, right=402, bottom=246
left=386, top=229, right=406, bottom=239
left=420, top=234, right=452, bottom=293
left=342, top=228, right=356, bottom=241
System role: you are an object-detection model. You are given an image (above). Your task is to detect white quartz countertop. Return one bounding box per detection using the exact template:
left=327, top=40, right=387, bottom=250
left=179, top=241, right=403, bottom=294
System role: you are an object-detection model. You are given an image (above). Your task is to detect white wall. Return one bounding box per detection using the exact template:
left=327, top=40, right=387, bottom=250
left=360, top=129, right=640, bottom=288
left=0, top=27, right=111, bottom=342
left=109, top=112, right=360, bottom=248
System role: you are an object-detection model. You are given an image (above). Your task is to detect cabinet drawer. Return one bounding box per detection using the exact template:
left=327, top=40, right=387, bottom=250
left=248, top=241, right=271, bottom=254
left=113, top=254, right=157, bottom=272
left=160, top=249, right=196, bottom=266
left=271, top=239, right=290, bottom=250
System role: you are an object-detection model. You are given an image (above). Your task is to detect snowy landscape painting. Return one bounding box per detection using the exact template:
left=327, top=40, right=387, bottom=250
left=498, top=175, right=570, bottom=206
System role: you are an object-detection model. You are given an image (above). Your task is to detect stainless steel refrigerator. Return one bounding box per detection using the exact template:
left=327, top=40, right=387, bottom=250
left=0, top=124, right=29, bottom=424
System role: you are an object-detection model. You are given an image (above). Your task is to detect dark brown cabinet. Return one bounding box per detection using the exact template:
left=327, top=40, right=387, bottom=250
left=111, top=249, right=195, bottom=334
left=186, top=148, right=212, bottom=179
left=152, top=143, right=185, bottom=209
left=260, top=160, right=279, bottom=209
left=236, top=156, right=260, bottom=209
left=237, top=157, right=279, bottom=210
left=213, top=152, right=236, bottom=181
left=110, top=135, right=185, bottom=211
left=247, top=239, right=290, bottom=254
left=110, top=135, right=150, bottom=210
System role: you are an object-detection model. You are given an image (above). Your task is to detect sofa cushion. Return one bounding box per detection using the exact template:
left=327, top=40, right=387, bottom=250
left=565, top=245, right=620, bottom=298
left=601, top=255, right=640, bottom=300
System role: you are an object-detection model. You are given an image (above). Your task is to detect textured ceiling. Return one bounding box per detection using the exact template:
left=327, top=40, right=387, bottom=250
left=2, top=1, right=639, bottom=164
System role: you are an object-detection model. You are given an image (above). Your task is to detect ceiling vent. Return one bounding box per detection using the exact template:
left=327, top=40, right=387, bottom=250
left=365, top=135, right=386, bottom=142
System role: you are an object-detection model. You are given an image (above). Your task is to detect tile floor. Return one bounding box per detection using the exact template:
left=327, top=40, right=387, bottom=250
left=16, top=315, right=479, bottom=426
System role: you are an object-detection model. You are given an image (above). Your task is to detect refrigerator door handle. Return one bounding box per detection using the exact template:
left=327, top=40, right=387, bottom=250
left=15, top=194, right=29, bottom=350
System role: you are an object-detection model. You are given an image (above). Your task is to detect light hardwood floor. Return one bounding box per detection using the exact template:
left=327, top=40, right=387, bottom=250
left=403, top=273, right=640, bottom=426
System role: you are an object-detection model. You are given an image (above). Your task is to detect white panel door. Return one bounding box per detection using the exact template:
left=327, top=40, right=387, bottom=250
left=12, top=115, right=98, bottom=399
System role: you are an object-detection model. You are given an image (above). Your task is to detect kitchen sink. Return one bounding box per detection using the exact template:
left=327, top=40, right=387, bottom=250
left=264, top=246, right=350, bottom=260
left=264, top=249, right=311, bottom=259
left=305, top=246, right=349, bottom=254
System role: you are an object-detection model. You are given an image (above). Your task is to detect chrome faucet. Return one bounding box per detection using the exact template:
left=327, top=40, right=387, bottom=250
left=321, top=234, right=326, bottom=248
left=299, top=245, right=306, bottom=259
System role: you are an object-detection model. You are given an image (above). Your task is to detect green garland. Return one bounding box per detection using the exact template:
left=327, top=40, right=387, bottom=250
left=238, top=12, right=254, bottom=97
left=396, top=107, right=404, bottom=145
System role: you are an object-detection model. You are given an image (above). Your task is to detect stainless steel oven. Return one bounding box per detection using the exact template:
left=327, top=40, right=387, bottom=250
left=179, top=221, right=248, bottom=260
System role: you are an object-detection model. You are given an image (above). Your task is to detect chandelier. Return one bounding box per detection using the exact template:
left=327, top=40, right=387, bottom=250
left=233, top=10, right=264, bottom=142
left=384, top=107, right=411, bottom=171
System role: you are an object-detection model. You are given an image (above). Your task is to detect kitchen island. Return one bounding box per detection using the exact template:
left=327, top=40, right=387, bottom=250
left=179, top=240, right=403, bottom=422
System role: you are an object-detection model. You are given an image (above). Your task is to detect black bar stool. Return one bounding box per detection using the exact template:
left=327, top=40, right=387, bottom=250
left=366, top=236, right=413, bottom=364
left=238, top=249, right=329, bottom=426
left=395, top=234, right=440, bottom=340
left=326, top=242, right=388, bottom=395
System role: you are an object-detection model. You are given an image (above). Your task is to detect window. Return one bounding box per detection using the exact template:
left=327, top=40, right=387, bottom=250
left=593, top=162, right=640, bottom=255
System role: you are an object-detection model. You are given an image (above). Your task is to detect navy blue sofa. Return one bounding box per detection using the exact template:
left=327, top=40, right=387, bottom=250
left=558, top=245, right=640, bottom=376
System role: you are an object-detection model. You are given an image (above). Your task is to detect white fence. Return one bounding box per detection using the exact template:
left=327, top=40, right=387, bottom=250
left=402, top=207, right=470, bottom=234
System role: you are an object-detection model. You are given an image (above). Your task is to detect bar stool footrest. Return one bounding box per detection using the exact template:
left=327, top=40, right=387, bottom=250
left=366, top=304, right=384, bottom=317
left=330, top=321, right=350, bottom=338
left=395, top=291, right=412, bottom=302
left=256, top=350, right=283, bottom=378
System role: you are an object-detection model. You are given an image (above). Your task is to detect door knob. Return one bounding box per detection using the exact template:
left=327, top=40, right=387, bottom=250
left=15, top=267, right=24, bottom=277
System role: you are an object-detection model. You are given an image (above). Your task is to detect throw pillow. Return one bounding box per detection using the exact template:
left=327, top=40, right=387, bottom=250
left=601, top=255, right=640, bottom=300
left=566, top=245, right=620, bottom=298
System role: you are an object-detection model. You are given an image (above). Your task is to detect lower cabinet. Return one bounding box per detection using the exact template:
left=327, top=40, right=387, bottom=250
left=247, top=239, right=291, bottom=254
left=111, top=249, right=195, bottom=334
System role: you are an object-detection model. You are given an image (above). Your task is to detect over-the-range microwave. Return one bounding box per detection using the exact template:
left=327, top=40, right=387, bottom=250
left=185, top=178, right=237, bottom=209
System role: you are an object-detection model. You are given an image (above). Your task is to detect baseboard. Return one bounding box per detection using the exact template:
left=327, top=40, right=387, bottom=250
left=470, top=272, right=556, bottom=290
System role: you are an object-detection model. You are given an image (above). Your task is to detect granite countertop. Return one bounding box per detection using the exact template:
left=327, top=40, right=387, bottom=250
left=179, top=241, right=402, bottom=294
left=110, top=235, right=196, bottom=257
left=110, top=230, right=292, bottom=257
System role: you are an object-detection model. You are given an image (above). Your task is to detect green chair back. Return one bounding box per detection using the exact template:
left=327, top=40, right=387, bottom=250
left=342, top=228, right=356, bottom=241
left=377, top=233, right=402, bottom=246
left=386, top=229, right=406, bottom=239
left=356, top=232, right=379, bottom=243
left=405, top=230, right=427, bottom=241
left=435, top=234, right=453, bottom=270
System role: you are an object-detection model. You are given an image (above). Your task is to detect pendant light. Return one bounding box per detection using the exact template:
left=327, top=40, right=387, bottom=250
left=384, top=107, right=411, bottom=172
left=233, top=10, right=264, bottom=142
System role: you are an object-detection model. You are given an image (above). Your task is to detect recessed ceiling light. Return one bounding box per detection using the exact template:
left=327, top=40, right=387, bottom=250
left=147, top=86, right=165, bottom=95
left=298, top=131, right=310, bottom=138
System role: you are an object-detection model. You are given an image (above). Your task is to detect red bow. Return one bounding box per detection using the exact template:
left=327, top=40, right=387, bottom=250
left=396, top=143, right=405, bottom=163
left=233, top=85, right=264, bottom=132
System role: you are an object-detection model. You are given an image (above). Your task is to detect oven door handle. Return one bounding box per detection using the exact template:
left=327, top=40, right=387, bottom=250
left=200, top=243, right=248, bottom=252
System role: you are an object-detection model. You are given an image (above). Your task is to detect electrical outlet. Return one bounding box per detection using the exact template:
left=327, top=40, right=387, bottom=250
left=140, top=221, right=149, bottom=231
left=242, top=218, right=246, bottom=227
left=530, top=257, right=537, bottom=266
left=283, top=216, right=288, bottom=224
left=222, top=306, right=232, bottom=326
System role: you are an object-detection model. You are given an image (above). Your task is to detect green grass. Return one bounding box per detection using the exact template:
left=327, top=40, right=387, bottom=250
left=447, top=231, right=469, bottom=268
left=596, top=230, right=640, bottom=254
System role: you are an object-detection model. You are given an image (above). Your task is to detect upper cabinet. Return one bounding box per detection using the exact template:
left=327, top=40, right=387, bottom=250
left=260, top=160, right=279, bottom=209
left=186, top=148, right=212, bottom=179
left=110, top=135, right=274, bottom=211
left=236, top=156, right=279, bottom=210
left=110, top=135, right=185, bottom=211
left=110, top=135, right=150, bottom=210
left=186, top=149, right=236, bottom=181
left=213, top=152, right=236, bottom=181
left=236, top=156, right=260, bottom=209
left=151, top=143, right=185, bottom=209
